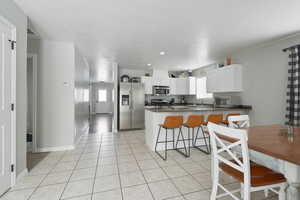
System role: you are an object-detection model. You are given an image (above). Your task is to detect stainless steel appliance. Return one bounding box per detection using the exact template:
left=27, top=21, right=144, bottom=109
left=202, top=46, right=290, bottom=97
left=152, top=85, right=170, bottom=96
left=119, top=82, right=145, bottom=130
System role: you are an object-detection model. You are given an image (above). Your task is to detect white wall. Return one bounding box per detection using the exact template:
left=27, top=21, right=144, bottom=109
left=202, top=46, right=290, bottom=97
left=231, top=36, right=300, bottom=125
left=74, top=47, right=90, bottom=143
left=0, top=0, right=28, bottom=175
left=37, top=40, right=75, bottom=149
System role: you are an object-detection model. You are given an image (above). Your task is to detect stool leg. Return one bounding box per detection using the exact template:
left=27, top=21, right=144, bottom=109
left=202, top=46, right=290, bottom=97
left=175, top=127, right=188, bottom=157
left=193, top=126, right=211, bottom=155
left=155, top=126, right=161, bottom=152
left=165, top=128, right=168, bottom=160
left=188, top=128, right=191, bottom=157
left=155, top=126, right=167, bottom=160
left=173, top=129, right=175, bottom=149
left=192, top=128, right=195, bottom=146
left=193, top=126, right=200, bottom=146
left=201, top=126, right=211, bottom=153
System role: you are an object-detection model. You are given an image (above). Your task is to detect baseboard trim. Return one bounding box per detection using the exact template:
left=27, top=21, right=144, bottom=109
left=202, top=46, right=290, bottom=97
left=37, top=145, right=74, bottom=152
left=16, top=168, right=28, bottom=181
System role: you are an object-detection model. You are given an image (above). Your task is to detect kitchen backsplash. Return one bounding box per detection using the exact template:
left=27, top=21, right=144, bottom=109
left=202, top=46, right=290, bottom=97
left=145, top=95, right=188, bottom=105
left=145, top=94, right=242, bottom=105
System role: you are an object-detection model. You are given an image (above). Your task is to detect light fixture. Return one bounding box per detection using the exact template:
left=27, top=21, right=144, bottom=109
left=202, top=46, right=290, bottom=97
left=147, top=63, right=152, bottom=66
left=159, top=51, right=166, bottom=55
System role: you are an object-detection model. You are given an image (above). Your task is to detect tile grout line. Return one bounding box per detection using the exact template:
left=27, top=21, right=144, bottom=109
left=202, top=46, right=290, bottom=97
left=149, top=149, right=188, bottom=200
left=58, top=136, right=90, bottom=200
left=90, top=134, right=103, bottom=200
left=129, top=140, right=156, bottom=200
left=114, top=134, right=126, bottom=200
left=25, top=151, right=68, bottom=200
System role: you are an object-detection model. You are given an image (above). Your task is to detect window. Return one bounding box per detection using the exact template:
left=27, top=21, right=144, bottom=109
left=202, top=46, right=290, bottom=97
left=83, top=89, right=89, bottom=102
left=98, top=89, right=107, bottom=102
left=196, top=77, right=213, bottom=99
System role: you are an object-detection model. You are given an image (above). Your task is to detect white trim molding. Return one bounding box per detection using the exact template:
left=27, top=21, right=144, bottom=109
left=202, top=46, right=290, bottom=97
left=16, top=168, right=28, bottom=182
left=27, top=53, right=38, bottom=153
left=37, top=145, right=74, bottom=152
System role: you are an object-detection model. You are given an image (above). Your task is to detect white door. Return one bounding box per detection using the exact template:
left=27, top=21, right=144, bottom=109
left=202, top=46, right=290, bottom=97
left=0, top=20, right=12, bottom=195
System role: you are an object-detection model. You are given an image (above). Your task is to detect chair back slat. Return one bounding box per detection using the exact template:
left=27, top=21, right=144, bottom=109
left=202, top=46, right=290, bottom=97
left=228, top=115, right=250, bottom=128
left=207, top=122, right=250, bottom=184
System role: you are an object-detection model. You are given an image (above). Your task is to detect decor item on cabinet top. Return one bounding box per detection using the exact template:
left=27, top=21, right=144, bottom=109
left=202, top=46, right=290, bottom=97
left=131, top=77, right=141, bottom=83
left=120, top=75, right=130, bottom=82
left=225, top=56, right=232, bottom=66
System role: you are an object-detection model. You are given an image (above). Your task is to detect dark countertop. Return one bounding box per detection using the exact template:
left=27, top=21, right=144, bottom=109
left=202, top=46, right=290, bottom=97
left=145, top=105, right=252, bottom=112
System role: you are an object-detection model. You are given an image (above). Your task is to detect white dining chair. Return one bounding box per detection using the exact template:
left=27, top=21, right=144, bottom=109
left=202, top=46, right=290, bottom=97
left=228, top=115, right=250, bottom=128
left=208, top=122, right=287, bottom=200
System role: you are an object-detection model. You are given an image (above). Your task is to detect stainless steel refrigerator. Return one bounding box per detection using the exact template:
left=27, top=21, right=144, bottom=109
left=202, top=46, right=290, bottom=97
left=119, top=82, right=145, bottom=130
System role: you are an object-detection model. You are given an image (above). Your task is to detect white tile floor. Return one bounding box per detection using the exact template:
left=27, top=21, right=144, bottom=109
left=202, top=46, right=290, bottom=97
left=1, top=130, right=279, bottom=200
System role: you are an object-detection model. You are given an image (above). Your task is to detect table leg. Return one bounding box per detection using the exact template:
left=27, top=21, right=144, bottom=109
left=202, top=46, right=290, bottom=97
left=284, top=162, right=300, bottom=200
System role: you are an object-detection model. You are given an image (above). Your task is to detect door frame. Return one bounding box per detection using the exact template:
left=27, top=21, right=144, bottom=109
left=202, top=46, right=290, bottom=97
left=27, top=54, right=38, bottom=153
left=0, top=15, right=17, bottom=186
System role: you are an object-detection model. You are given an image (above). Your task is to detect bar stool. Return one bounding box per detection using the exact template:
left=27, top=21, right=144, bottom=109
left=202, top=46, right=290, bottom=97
left=154, top=115, right=187, bottom=160
left=222, top=113, right=240, bottom=126
left=195, top=114, right=224, bottom=154
left=177, top=115, right=205, bottom=157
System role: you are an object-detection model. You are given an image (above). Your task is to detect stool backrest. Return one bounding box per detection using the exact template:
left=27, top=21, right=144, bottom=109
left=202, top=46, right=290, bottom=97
left=228, top=115, right=250, bottom=128
left=186, top=115, right=204, bottom=127
left=163, top=115, right=183, bottom=129
left=208, top=122, right=251, bottom=199
left=207, top=114, right=223, bottom=124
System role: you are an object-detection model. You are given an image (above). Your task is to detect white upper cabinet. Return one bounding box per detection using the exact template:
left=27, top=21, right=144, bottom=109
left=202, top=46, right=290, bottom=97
left=141, top=76, right=153, bottom=94
left=206, top=64, right=243, bottom=93
left=170, top=77, right=196, bottom=95
left=141, top=76, right=196, bottom=95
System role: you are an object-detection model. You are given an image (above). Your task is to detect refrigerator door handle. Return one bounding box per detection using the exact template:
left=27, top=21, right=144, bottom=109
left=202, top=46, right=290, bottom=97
left=130, top=89, right=133, bottom=110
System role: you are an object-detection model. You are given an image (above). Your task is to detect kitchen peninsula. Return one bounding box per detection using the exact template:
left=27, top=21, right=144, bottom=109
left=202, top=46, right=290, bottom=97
left=145, top=105, right=252, bottom=151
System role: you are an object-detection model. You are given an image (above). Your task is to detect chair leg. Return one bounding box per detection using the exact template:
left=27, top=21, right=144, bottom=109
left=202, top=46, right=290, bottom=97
left=279, top=184, right=286, bottom=200
left=240, top=183, right=244, bottom=198
left=210, top=163, right=219, bottom=200
left=264, top=189, right=269, bottom=197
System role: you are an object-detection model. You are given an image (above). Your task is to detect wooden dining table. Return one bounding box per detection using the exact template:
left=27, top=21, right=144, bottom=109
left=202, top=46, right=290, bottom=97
left=222, top=124, right=300, bottom=200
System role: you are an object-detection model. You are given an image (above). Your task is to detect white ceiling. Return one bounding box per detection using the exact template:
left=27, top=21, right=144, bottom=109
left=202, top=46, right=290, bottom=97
left=15, top=0, right=300, bottom=70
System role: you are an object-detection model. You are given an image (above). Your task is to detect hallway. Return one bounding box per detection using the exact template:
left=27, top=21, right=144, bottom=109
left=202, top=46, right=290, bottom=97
left=89, top=114, right=113, bottom=134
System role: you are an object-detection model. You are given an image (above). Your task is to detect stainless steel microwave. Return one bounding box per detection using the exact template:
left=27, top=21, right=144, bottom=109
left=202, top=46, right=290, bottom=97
left=152, top=85, right=170, bottom=96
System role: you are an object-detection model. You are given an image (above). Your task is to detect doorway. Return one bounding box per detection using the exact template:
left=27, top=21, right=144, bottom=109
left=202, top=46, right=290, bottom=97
left=26, top=54, right=37, bottom=154
left=0, top=16, right=16, bottom=196
left=89, top=82, right=114, bottom=134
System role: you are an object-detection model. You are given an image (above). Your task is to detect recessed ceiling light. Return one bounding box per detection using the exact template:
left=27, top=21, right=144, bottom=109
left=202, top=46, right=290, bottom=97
left=147, top=63, right=152, bottom=66
left=160, top=51, right=166, bottom=55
